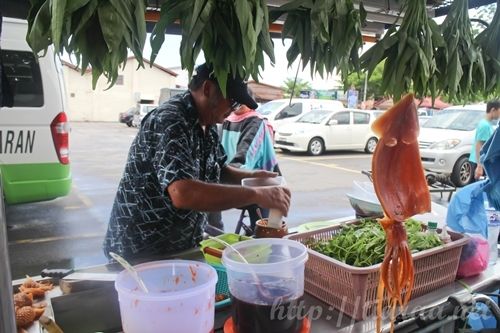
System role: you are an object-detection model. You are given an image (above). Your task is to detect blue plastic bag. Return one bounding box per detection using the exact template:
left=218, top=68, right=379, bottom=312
left=446, top=179, right=489, bottom=239
left=480, top=127, right=500, bottom=210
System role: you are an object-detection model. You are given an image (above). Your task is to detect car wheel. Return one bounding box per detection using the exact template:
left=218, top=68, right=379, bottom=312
left=280, top=148, right=290, bottom=153
left=308, top=137, right=324, bottom=156
left=451, top=156, right=473, bottom=187
left=365, top=137, right=378, bottom=154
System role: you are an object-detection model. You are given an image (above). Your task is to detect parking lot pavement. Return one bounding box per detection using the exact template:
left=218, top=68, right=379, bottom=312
left=6, top=122, right=449, bottom=278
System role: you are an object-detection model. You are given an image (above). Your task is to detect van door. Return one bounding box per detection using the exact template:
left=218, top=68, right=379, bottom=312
left=325, top=111, right=352, bottom=149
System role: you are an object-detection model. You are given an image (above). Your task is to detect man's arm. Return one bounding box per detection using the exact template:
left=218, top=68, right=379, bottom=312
left=475, top=140, right=485, bottom=179
left=167, top=179, right=290, bottom=215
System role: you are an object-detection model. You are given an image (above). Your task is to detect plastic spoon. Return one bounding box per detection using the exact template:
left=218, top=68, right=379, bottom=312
left=109, top=252, right=149, bottom=293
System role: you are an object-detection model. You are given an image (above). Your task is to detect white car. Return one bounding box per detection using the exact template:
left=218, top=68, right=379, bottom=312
left=257, top=98, right=344, bottom=132
left=419, top=105, right=493, bottom=187
left=131, top=104, right=158, bottom=127
left=274, top=109, right=381, bottom=156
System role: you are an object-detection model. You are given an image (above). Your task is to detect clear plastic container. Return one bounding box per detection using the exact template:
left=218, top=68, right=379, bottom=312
left=427, top=221, right=438, bottom=235
left=241, top=176, right=286, bottom=229
left=222, top=238, right=308, bottom=333
left=114, top=260, right=217, bottom=333
left=485, top=198, right=500, bottom=266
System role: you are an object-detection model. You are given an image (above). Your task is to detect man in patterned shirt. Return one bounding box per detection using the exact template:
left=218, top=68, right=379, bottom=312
left=104, top=64, right=291, bottom=260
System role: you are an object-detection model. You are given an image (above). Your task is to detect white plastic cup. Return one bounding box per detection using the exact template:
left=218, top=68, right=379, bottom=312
left=241, top=176, right=286, bottom=229
left=115, top=260, right=217, bottom=333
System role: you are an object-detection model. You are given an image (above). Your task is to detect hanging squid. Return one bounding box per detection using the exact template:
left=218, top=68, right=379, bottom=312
left=371, top=93, right=431, bottom=332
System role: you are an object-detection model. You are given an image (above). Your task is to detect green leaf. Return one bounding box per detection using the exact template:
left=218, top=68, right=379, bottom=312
left=97, top=1, right=125, bottom=53
left=49, top=0, right=67, bottom=53
left=27, top=0, right=52, bottom=55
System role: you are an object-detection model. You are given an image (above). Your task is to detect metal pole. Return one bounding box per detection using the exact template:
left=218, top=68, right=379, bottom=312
left=363, top=71, right=368, bottom=102
left=0, top=176, right=16, bottom=333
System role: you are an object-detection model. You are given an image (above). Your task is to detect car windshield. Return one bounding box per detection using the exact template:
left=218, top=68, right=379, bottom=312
left=257, top=100, right=287, bottom=115
left=297, top=110, right=333, bottom=124
left=422, top=109, right=483, bottom=131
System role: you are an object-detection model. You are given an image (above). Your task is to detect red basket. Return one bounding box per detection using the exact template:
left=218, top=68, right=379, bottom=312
left=286, top=219, right=469, bottom=320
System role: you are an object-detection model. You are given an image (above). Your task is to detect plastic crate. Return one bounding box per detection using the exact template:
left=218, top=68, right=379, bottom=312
left=212, top=264, right=231, bottom=309
left=286, top=219, right=469, bottom=320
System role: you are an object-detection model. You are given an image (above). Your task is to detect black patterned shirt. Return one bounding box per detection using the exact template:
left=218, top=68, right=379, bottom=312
left=103, top=92, right=227, bottom=259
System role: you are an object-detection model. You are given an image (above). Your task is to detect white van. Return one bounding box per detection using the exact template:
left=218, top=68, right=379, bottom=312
left=0, top=18, right=71, bottom=204
left=257, top=98, right=344, bottom=132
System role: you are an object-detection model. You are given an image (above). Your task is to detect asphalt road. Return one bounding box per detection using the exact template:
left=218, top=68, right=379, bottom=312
left=5, top=122, right=446, bottom=279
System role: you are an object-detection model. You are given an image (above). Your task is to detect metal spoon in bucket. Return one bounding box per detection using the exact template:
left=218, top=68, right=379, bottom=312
left=109, top=252, right=149, bottom=293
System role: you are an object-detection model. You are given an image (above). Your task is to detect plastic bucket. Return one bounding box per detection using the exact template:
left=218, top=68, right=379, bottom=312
left=222, top=239, right=308, bottom=333
left=115, top=260, right=217, bottom=333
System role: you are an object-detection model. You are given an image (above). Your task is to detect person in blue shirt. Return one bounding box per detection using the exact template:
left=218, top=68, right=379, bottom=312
left=470, top=100, right=500, bottom=180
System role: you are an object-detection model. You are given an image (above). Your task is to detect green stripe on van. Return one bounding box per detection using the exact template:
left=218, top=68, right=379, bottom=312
left=0, top=163, right=71, bottom=204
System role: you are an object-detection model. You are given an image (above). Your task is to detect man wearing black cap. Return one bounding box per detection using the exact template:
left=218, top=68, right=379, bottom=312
left=103, top=63, right=290, bottom=260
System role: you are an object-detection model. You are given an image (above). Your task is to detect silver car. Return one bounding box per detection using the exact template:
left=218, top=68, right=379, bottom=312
left=418, top=105, right=491, bottom=187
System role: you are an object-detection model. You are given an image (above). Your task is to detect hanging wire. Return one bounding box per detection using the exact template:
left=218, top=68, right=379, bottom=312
left=289, top=59, right=302, bottom=106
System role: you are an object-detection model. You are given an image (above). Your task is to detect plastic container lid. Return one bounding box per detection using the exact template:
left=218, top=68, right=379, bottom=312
left=428, top=221, right=438, bottom=229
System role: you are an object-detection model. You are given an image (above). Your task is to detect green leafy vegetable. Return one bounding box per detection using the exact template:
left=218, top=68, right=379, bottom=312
left=270, top=0, right=366, bottom=86
left=359, top=0, right=445, bottom=101
left=435, top=0, right=486, bottom=102
left=306, top=219, right=443, bottom=267
left=27, top=0, right=147, bottom=89
left=150, top=0, right=275, bottom=96
left=475, top=3, right=500, bottom=97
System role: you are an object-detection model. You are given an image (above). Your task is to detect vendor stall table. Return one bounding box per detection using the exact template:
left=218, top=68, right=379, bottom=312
left=13, top=244, right=500, bottom=333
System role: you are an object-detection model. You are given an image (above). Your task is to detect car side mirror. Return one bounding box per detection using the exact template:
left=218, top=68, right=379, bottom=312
left=328, top=119, right=338, bottom=125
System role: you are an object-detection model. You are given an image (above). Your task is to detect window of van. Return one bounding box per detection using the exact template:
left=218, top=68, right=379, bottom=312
left=276, top=103, right=302, bottom=120
left=353, top=112, right=370, bottom=124
left=1, top=50, right=44, bottom=107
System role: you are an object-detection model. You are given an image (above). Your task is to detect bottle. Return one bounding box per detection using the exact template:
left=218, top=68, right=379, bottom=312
left=485, top=194, right=500, bottom=266
left=439, top=226, right=452, bottom=244
left=427, top=221, right=438, bottom=235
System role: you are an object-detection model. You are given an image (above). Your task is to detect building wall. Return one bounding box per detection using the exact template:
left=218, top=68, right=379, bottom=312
left=63, top=59, right=176, bottom=122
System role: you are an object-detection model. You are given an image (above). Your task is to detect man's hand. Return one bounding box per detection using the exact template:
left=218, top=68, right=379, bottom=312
left=254, top=186, right=291, bottom=217
left=475, top=164, right=484, bottom=180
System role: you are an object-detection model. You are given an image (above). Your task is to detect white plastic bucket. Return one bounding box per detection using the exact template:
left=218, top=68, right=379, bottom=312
left=222, top=239, right=308, bottom=333
left=114, top=260, right=217, bottom=333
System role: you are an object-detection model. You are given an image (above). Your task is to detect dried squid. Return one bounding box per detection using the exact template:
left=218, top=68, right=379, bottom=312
left=371, top=93, right=431, bottom=332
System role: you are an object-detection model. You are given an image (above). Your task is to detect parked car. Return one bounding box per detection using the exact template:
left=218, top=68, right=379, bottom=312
left=131, top=104, right=158, bottom=127
left=274, top=109, right=380, bottom=156
left=419, top=105, right=492, bottom=187
left=257, top=98, right=344, bottom=132
left=119, top=107, right=136, bottom=127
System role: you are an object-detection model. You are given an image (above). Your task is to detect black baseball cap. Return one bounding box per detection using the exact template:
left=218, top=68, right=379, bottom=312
left=193, top=63, right=258, bottom=110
